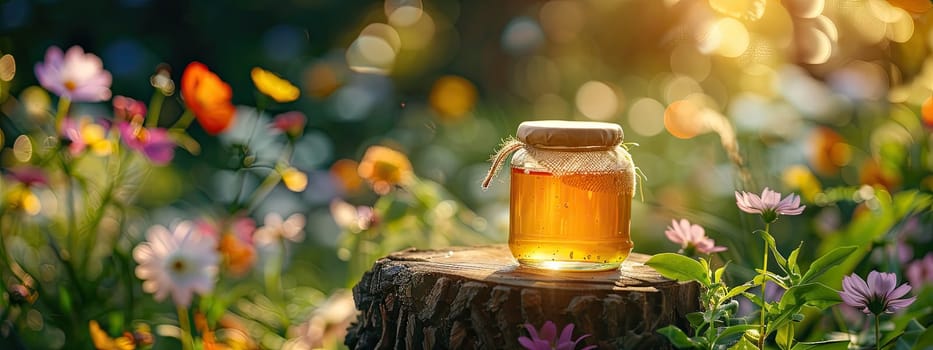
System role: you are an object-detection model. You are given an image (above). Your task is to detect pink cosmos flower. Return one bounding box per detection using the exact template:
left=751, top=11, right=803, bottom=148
left=664, top=219, right=727, bottom=255
left=113, top=95, right=147, bottom=122
left=271, top=111, right=306, bottom=139
left=906, top=253, right=933, bottom=289
left=518, top=321, right=595, bottom=350
left=735, top=187, right=806, bottom=223
left=133, top=221, right=219, bottom=307
left=34, top=46, right=112, bottom=102
left=117, top=122, right=175, bottom=165
left=840, top=271, right=916, bottom=315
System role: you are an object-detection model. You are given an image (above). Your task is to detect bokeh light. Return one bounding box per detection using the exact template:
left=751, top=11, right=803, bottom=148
left=627, top=98, right=666, bottom=137
left=575, top=81, right=619, bottom=121
left=698, top=17, right=750, bottom=58
left=501, top=17, right=544, bottom=55
left=708, top=0, right=765, bottom=21
left=0, top=54, right=14, bottom=81
left=385, top=0, right=424, bottom=27
left=13, top=135, right=32, bottom=162
left=429, top=75, right=478, bottom=121
left=346, top=35, right=397, bottom=74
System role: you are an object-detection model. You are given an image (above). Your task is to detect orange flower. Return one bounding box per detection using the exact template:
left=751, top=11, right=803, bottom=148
left=89, top=320, right=135, bottom=350
left=922, top=95, right=933, bottom=128
left=181, top=62, right=236, bottom=135
left=330, top=159, right=363, bottom=194
left=357, top=145, right=414, bottom=195
left=218, top=234, right=256, bottom=277
left=808, top=127, right=849, bottom=176
left=859, top=158, right=901, bottom=190
left=888, top=0, right=931, bottom=14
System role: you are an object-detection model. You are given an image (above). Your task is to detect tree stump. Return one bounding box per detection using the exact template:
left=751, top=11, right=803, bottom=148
left=345, top=245, right=700, bottom=349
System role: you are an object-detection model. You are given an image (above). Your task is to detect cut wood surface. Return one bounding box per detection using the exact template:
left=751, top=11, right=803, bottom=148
left=346, top=244, right=700, bottom=349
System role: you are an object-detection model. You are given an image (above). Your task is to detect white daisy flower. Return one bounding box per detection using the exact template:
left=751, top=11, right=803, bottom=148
left=133, top=221, right=219, bottom=307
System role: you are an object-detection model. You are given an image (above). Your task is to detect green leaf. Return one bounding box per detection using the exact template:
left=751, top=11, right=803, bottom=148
left=729, top=335, right=760, bottom=350
left=779, top=283, right=842, bottom=310
left=723, top=284, right=753, bottom=302
left=715, top=262, right=730, bottom=284
left=658, top=325, right=700, bottom=349
left=715, top=325, right=758, bottom=346
left=891, top=319, right=925, bottom=350
left=758, top=229, right=788, bottom=274
left=790, top=339, right=850, bottom=350
left=913, top=323, right=933, bottom=350
left=686, top=312, right=705, bottom=329
left=646, top=253, right=711, bottom=285
left=801, top=246, right=858, bottom=284
left=787, top=242, right=803, bottom=278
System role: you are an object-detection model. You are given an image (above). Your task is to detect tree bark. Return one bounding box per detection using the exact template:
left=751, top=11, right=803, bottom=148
left=346, top=244, right=700, bottom=350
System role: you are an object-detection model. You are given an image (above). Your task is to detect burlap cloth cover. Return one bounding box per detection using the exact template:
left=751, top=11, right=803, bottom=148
left=482, top=121, right=636, bottom=195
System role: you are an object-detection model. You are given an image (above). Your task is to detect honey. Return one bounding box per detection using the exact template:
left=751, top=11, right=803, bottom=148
left=509, top=167, right=633, bottom=271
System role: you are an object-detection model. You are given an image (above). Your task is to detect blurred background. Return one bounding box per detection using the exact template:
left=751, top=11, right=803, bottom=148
left=1, top=0, right=932, bottom=348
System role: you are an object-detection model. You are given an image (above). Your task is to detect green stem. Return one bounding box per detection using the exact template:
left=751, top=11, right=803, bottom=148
left=759, top=223, right=770, bottom=349
left=171, top=109, right=195, bottom=130
left=244, top=170, right=282, bottom=211
left=875, top=315, right=881, bottom=350
left=264, top=238, right=285, bottom=302
left=146, top=91, right=166, bottom=127
left=177, top=304, right=194, bottom=350
left=54, top=97, right=71, bottom=132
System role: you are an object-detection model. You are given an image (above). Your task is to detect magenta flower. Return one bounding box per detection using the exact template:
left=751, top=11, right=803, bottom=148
left=34, top=46, right=112, bottom=102
left=271, top=111, right=306, bottom=139
left=735, top=187, right=806, bottom=223
left=113, top=95, right=147, bottom=122
left=840, top=271, right=916, bottom=315
left=117, top=122, right=175, bottom=165
left=664, top=219, right=727, bottom=255
left=5, top=166, right=48, bottom=187
left=518, top=321, right=595, bottom=350
left=906, top=253, right=933, bottom=289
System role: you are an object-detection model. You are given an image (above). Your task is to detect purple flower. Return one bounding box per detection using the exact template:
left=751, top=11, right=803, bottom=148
left=664, top=219, right=727, bottom=255
left=735, top=187, right=806, bottom=223
left=906, top=253, right=933, bottom=289
left=34, top=46, right=112, bottom=102
left=518, top=321, right=595, bottom=350
left=117, top=122, right=175, bottom=165
left=840, top=271, right=916, bottom=315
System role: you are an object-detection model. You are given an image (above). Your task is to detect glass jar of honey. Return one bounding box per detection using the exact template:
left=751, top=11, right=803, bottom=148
left=483, top=120, right=636, bottom=271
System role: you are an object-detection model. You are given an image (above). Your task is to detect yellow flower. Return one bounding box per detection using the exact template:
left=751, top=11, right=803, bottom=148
left=782, top=165, right=821, bottom=202
left=5, top=186, right=41, bottom=216
left=281, top=167, right=308, bottom=192
left=357, top=145, right=413, bottom=195
left=251, top=67, right=299, bottom=103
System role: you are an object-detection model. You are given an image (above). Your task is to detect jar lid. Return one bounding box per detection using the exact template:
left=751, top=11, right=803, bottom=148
left=517, top=120, right=623, bottom=150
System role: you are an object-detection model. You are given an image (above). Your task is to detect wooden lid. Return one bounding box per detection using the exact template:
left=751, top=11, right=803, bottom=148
left=517, top=120, right=623, bottom=149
